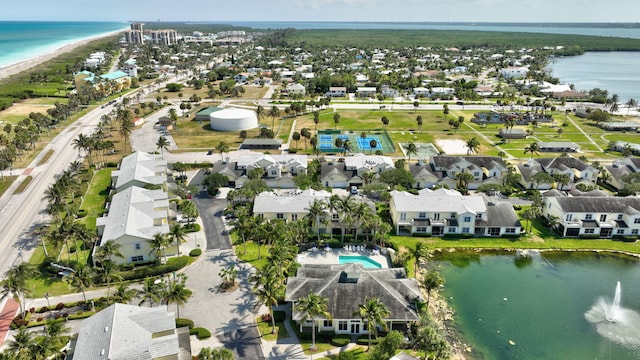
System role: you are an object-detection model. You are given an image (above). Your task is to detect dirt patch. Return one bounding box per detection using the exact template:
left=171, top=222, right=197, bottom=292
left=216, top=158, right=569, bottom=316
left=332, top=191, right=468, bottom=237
left=0, top=103, right=54, bottom=123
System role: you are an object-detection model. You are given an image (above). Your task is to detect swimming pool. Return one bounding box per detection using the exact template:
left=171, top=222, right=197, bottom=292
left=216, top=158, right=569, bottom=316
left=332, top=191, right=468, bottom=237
left=338, top=255, right=382, bottom=269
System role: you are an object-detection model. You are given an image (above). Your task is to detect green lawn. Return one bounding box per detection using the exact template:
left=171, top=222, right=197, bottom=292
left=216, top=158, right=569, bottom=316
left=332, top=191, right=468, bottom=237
left=234, top=240, right=270, bottom=270
left=256, top=318, right=290, bottom=341
left=79, top=168, right=114, bottom=230
left=317, top=348, right=368, bottom=360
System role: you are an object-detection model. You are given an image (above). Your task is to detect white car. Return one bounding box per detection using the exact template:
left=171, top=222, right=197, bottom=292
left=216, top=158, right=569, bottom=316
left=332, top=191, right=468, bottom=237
left=176, top=216, right=190, bottom=223
left=350, top=186, right=358, bottom=195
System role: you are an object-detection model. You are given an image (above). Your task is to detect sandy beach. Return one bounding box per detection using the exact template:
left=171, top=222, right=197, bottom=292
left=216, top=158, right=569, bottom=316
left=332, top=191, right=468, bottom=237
left=0, top=29, right=125, bottom=81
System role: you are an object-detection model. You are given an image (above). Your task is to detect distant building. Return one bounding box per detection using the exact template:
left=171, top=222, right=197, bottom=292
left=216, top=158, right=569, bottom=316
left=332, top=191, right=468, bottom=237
left=150, top=29, right=178, bottom=45
left=538, top=141, right=581, bottom=153
left=125, top=23, right=144, bottom=44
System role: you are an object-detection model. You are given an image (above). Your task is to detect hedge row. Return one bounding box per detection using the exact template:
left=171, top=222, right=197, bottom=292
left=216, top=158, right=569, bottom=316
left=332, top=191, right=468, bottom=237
left=190, top=327, right=211, bottom=339
left=120, top=256, right=193, bottom=281
left=331, top=335, right=351, bottom=347
left=176, top=318, right=195, bottom=329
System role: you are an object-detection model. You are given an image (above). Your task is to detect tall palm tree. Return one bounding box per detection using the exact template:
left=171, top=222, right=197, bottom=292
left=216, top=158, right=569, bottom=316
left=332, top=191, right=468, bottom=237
left=327, top=195, right=342, bottom=240
left=351, top=202, right=372, bottom=243
left=112, top=283, right=138, bottom=304
left=406, top=142, right=418, bottom=163
left=466, top=137, right=480, bottom=155
left=626, top=98, right=637, bottom=114
left=1, top=263, right=36, bottom=319
left=355, top=297, right=390, bottom=351
left=72, top=133, right=93, bottom=165
left=333, top=113, right=340, bottom=129
left=251, top=267, right=283, bottom=334
left=98, top=261, right=122, bottom=301
left=64, top=264, right=94, bottom=303
left=256, top=105, right=265, bottom=125
left=420, top=269, right=444, bottom=306
left=170, top=223, right=187, bottom=256
left=269, top=106, right=280, bottom=132
left=455, top=171, right=475, bottom=194
left=306, top=199, right=327, bottom=242
left=95, top=239, right=124, bottom=265
left=149, top=232, right=170, bottom=263
left=410, top=242, right=430, bottom=278
left=295, top=292, right=330, bottom=351
left=313, top=111, right=320, bottom=134
left=139, top=277, right=162, bottom=307
left=156, top=135, right=170, bottom=159
left=118, top=110, right=134, bottom=153
left=381, top=116, right=389, bottom=130
left=216, top=141, right=230, bottom=162
left=524, top=142, right=540, bottom=159
left=164, top=273, right=192, bottom=318
left=416, top=115, right=423, bottom=132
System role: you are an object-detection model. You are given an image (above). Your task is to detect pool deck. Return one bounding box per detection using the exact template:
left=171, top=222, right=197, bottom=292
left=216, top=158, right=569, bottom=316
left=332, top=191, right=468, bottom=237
left=296, top=247, right=391, bottom=268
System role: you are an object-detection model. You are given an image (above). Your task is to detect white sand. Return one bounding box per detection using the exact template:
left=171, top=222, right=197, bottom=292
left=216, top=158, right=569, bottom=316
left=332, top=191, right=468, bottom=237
left=0, top=30, right=125, bottom=81
left=435, top=139, right=469, bottom=155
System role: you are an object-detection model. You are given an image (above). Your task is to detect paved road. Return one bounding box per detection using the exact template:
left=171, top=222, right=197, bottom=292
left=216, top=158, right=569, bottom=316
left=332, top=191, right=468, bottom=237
left=192, top=190, right=231, bottom=250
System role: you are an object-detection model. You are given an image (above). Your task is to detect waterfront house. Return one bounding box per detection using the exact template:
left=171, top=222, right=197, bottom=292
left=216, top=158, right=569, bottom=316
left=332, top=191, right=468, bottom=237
left=285, top=264, right=423, bottom=335
left=543, top=191, right=640, bottom=238
left=389, top=188, right=521, bottom=237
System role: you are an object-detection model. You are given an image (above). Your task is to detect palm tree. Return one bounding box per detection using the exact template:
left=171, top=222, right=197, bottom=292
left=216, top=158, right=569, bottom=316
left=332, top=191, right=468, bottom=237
left=342, top=139, right=352, bottom=156
left=256, top=105, right=265, bottom=125
left=381, top=116, right=389, bottom=130
left=112, top=283, right=138, bottom=304
left=1, top=263, right=36, bottom=319
left=164, top=273, right=192, bottom=318
left=333, top=113, right=340, bottom=129
left=406, top=142, right=418, bottom=163
left=455, top=171, right=475, bottom=194
left=313, top=111, right=320, bottom=134
left=443, top=104, right=449, bottom=121
left=269, top=106, right=280, bottom=132
left=95, top=239, right=124, bottom=265
left=355, top=297, right=390, bottom=351
left=149, top=232, right=170, bottom=263
left=139, top=277, right=162, bottom=307
left=64, top=264, right=94, bottom=303
left=409, top=242, right=430, bottom=278
left=295, top=292, right=330, bottom=351
left=118, top=111, right=134, bottom=153
left=306, top=199, right=327, bottom=242
left=416, top=115, right=423, bottom=132
left=170, top=223, right=188, bottom=255
left=251, top=267, right=282, bottom=334
left=368, top=139, right=377, bottom=154
left=216, top=141, right=230, bottom=162
left=327, top=195, right=341, bottom=240
left=626, top=98, right=637, bottom=114
left=420, top=269, right=444, bottom=305
left=524, top=142, right=540, bottom=159
left=156, top=135, right=170, bottom=159
left=6, top=327, right=33, bottom=360
left=72, top=133, right=93, bottom=165
left=466, top=137, right=480, bottom=155
left=98, top=261, right=122, bottom=301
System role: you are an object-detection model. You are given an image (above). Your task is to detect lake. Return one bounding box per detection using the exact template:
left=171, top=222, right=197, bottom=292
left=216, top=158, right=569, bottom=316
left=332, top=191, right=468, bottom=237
left=548, top=52, right=640, bottom=103
left=437, top=252, right=640, bottom=360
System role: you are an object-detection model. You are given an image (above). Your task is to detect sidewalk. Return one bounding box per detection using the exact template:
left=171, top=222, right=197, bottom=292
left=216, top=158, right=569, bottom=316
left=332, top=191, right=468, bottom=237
left=0, top=299, right=19, bottom=346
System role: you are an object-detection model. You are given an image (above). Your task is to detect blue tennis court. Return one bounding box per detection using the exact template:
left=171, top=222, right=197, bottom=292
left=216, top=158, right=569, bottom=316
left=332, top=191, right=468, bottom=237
left=357, top=137, right=382, bottom=150
left=316, top=131, right=395, bottom=153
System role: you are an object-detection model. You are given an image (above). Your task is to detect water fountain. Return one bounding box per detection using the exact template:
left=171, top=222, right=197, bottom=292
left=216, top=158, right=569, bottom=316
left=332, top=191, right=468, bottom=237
left=585, top=281, right=640, bottom=347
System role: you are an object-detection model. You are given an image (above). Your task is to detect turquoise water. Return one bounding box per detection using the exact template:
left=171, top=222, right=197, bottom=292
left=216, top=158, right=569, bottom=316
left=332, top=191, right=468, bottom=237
left=0, top=21, right=128, bottom=69
left=548, top=52, right=640, bottom=102
left=437, top=253, right=640, bottom=359
left=338, top=255, right=382, bottom=269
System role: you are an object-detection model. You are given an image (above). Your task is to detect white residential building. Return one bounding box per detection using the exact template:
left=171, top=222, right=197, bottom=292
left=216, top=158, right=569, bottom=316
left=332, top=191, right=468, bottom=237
left=111, top=151, right=167, bottom=192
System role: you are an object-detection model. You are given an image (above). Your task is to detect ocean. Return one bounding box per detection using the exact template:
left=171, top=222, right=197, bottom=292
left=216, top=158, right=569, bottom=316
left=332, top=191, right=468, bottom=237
left=0, top=21, right=128, bottom=69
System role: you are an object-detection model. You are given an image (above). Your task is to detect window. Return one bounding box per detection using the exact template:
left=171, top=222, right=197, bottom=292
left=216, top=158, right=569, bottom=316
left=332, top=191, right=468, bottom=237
left=634, top=218, right=640, bottom=224
left=400, top=213, right=407, bottom=220
left=448, top=227, right=456, bottom=233
left=135, top=243, right=141, bottom=250
left=463, top=216, right=471, bottom=222
left=433, top=213, right=440, bottom=220
left=131, top=255, right=143, bottom=262
left=600, top=214, right=607, bottom=222
left=617, top=229, right=625, bottom=235
left=584, top=229, right=595, bottom=234
left=338, top=321, right=348, bottom=331
left=566, top=214, right=573, bottom=221
left=291, top=214, right=298, bottom=221
left=332, top=213, right=339, bottom=220
left=474, top=172, right=480, bottom=177
left=476, top=213, right=483, bottom=219
left=276, top=213, right=284, bottom=219
left=462, top=227, right=470, bottom=233
left=585, top=214, right=593, bottom=220
left=418, top=212, right=427, bottom=219
left=323, top=320, right=333, bottom=327
left=505, top=228, right=516, bottom=233
left=416, top=227, right=427, bottom=233
left=633, top=229, right=639, bottom=235
left=450, top=212, right=456, bottom=219
left=257, top=214, right=264, bottom=218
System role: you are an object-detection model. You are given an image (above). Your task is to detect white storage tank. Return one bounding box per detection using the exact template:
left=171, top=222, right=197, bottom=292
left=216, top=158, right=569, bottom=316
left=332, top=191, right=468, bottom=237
left=209, top=108, right=258, bottom=131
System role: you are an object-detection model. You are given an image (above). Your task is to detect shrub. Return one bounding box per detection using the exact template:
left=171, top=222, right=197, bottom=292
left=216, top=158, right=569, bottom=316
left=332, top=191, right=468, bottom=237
left=38, top=306, right=49, bottom=313
left=55, top=303, right=65, bottom=310
left=29, top=307, right=35, bottom=313
left=176, top=318, right=195, bottom=329
left=184, top=223, right=200, bottom=233
left=331, top=335, right=351, bottom=347
left=273, top=311, right=286, bottom=323
left=356, top=335, right=380, bottom=345
left=189, top=248, right=202, bottom=257
left=190, top=327, right=211, bottom=339
left=120, top=256, right=193, bottom=281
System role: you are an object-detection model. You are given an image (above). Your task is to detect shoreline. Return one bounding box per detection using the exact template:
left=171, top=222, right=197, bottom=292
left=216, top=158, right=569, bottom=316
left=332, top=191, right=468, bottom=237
left=0, top=29, right=126, bottom=81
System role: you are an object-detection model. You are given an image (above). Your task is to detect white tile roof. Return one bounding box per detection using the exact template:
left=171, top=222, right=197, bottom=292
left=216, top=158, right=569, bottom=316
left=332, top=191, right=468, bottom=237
left=112, top=151, right=166, bottom=190
left=253, top=189, right=331, bottom=214
left=391, top=189, right=486, bottom=214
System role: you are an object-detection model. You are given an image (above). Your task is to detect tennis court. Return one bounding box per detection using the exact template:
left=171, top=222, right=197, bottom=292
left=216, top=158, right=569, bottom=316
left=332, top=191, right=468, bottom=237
left=317, top=131, right=395, bottom=153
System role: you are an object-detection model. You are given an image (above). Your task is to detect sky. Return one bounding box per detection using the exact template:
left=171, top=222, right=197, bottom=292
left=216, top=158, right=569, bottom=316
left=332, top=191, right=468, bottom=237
left=3, top=0, right=640, bottom=23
